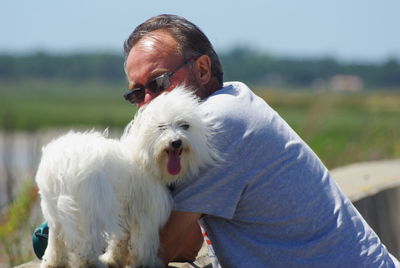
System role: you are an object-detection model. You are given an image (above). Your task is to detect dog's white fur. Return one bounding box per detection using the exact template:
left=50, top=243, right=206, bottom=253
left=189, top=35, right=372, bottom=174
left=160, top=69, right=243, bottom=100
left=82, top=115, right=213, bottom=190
left=35, top=86, right=219, bottom=268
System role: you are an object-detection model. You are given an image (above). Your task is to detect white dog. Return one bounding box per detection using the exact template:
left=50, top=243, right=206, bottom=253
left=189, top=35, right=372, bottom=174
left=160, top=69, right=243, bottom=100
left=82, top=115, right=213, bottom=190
left=35, top=86, right=220, bottom=268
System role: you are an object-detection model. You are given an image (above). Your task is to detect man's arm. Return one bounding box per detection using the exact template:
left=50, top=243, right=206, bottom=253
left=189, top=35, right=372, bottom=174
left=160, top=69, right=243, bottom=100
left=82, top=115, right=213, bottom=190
left=159, top=211, right=203, bottom=265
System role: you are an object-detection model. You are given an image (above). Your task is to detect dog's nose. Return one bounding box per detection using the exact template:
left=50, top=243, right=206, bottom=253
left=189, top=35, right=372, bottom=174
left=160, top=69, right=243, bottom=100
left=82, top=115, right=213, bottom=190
left=171, top=139, right=182, bottom=149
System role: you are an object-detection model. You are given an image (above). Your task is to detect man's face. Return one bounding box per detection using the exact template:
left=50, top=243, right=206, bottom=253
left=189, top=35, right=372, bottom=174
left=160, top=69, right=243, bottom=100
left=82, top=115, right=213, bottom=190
left=124, top=30, right=194, bottom=108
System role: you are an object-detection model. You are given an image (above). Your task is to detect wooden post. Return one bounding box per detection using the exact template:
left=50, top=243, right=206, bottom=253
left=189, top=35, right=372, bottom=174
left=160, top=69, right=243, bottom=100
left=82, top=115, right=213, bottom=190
left=353, top=188, right=400, bottom=259
left=332, top=160, right=400, bottom=259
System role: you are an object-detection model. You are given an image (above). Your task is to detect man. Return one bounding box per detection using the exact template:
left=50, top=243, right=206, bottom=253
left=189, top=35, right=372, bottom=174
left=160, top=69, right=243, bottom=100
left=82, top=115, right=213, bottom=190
left=122, top=14, right=399, bottom=267
left=32, top=14, right=398, bottom=267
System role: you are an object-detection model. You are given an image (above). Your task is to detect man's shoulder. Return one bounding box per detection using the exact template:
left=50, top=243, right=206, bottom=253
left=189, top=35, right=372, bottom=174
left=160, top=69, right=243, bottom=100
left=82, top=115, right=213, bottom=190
left=203, top=81, right=259, bottom=115
left=210, top=81, right=252, bottom=101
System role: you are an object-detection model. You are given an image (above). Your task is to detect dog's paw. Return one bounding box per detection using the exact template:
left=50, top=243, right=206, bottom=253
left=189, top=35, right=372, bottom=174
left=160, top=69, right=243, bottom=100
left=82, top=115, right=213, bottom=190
left=40, top=266, right=67, bottom=268
left=72, top=258, right=105, bottom=268
left=99, top=253, right=126, bottom=268
left=39, top=262, right=68, bottom=268
left=101, top=261, right=125, bottom=268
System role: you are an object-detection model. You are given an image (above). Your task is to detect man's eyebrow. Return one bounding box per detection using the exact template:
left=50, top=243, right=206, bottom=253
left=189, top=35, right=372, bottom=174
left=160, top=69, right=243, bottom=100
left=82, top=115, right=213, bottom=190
left=149, top=68, right=169, bottom=79
left=127, top=81, right=136, bottom=90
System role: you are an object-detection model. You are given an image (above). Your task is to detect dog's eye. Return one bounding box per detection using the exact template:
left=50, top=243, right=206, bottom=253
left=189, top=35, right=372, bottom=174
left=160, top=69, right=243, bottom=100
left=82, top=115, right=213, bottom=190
left=158, top=124, right=167, bottom=130
left=181, top=123, right=190, bottom=130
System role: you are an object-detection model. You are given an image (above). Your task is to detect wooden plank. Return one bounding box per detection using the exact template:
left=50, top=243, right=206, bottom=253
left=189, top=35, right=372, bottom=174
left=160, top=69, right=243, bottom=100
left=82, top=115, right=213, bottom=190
left=332, top=159, right=400, bottom=259
left=331, top=159, right=400, bottom=202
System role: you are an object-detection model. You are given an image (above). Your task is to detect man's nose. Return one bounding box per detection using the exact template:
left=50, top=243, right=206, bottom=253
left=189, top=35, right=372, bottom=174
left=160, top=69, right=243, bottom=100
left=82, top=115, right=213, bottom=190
left=138, top=90, right=158, bottom=107
left=143, top=91, right=154, bottom=104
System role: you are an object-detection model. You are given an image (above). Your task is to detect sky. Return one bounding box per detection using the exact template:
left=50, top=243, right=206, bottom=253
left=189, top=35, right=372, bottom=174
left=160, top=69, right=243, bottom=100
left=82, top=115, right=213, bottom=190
left=1, top=0, right=399, bottom=62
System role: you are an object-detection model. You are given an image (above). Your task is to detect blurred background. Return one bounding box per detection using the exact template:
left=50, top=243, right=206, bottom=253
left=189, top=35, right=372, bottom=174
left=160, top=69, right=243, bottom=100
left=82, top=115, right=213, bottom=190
left=1, top=0, right=399, bottom=266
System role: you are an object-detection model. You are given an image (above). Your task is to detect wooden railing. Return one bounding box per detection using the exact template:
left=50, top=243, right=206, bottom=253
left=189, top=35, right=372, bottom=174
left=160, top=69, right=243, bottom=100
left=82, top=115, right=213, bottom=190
left=332, top=159, right=400, bottom=259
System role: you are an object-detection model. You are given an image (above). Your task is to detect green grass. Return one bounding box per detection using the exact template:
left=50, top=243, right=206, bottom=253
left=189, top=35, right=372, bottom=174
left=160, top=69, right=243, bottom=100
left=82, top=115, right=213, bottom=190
left=0, top=79, right=136, bottom=130
left=1, top=79, right=400, bottom=168
left=257, top=89, right=400, bottom=168
left=0, top=181, right=38, bottom=266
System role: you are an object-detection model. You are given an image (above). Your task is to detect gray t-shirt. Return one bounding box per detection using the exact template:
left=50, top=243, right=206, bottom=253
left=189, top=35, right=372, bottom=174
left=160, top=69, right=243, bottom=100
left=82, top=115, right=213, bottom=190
left=172, top=82, right=399, bottom=267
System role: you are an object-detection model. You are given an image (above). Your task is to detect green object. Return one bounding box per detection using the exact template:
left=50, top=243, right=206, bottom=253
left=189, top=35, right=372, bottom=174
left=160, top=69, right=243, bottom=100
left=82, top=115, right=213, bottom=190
left=32, top=222, right=49, bottom=260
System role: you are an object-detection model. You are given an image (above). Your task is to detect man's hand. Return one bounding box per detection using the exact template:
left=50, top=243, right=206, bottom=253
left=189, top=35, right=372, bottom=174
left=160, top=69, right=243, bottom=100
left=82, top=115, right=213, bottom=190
left=159, top=211, right=203, bottom=264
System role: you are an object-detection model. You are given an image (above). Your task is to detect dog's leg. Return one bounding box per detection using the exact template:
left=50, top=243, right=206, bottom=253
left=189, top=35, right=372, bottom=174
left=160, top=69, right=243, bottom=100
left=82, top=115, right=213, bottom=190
left=131, top=221, right=164, bottom=268
left=71, top=232, right=106, bottom=268
left=130, top=184, right=171, bottom=267
left=72, top=244, right=105, bottom=268
left=40, top=223, right=69, bottom=268
left=73, top=257, right=105, bottom=268
left=100, top=236, right=130, bottom=268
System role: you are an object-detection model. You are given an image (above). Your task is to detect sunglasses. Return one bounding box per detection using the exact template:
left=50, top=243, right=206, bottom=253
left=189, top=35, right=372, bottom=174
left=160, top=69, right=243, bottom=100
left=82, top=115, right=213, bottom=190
left=124, top=57, right=196, bottom=105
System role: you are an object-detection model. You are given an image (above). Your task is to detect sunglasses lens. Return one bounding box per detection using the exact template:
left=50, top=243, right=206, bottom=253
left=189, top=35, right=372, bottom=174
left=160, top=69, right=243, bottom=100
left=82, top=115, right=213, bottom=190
left=148, top=74, right=171, bottom=94
left=124, top=72, right=173, bottom=105
left=124, top=89, right=145, bottom=104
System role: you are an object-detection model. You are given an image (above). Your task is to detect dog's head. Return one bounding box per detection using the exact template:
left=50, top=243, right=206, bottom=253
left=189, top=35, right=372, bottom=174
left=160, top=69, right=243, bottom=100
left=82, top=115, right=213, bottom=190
left=122, top=85, right=219, bottom=185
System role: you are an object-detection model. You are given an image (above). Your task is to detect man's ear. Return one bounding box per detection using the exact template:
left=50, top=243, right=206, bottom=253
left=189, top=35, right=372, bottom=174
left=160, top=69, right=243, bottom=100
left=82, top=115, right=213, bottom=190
left=194, top=55, right=212, bottom=85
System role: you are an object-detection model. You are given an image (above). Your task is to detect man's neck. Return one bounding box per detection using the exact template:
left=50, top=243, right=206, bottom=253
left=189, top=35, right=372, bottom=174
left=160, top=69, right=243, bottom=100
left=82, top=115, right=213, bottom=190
left=198, top=78, right=221, bottom=99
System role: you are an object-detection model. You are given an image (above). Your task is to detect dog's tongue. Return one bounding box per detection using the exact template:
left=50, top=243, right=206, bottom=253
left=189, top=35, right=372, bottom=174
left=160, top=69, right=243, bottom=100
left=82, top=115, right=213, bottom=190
left=167, top=150, right=181, bottom=175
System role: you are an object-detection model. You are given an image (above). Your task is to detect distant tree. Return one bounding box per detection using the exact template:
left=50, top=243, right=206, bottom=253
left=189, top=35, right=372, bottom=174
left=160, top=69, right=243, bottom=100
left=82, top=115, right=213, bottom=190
left=220, top=47, right=400, bottom=89
left=0, top=50, right=399, bottom=89
left=0, top=52, right=126, bottom=82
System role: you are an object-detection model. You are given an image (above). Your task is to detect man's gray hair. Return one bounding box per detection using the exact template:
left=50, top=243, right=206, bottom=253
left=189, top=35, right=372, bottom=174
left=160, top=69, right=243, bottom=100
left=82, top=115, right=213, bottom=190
left=124, top=14, right=224, bottom=88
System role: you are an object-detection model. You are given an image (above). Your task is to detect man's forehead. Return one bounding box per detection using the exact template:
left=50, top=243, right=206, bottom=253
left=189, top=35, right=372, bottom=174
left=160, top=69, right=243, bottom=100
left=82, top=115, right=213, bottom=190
left=134, top=30, right=179, bottom=54
left=125, top=30, right=181, bottom=86
left=126, top=32, right=182, bottom=85
left=126, top=32, right=180, bottom=72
